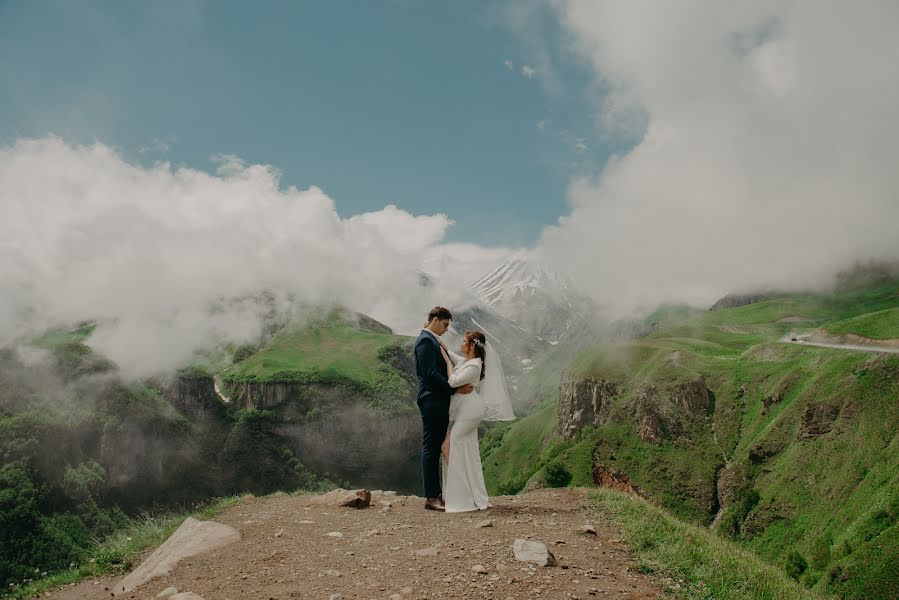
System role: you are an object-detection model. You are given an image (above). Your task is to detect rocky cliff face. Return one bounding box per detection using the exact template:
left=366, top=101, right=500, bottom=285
left=224, top=381, right=292, bottom=410
left=559, top=373, right=713, bottom=444
left=557, top=375, right=617, bottom=438
left=166, top=374, right=225, bottom=419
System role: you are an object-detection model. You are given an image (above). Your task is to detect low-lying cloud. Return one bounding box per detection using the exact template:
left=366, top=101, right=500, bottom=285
left=535, top=0, right=899, bottom=312
left=0, top=137, right=513, bottom=377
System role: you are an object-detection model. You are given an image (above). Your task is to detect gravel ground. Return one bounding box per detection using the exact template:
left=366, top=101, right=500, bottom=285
left=46, top=488, right=661, bottom=600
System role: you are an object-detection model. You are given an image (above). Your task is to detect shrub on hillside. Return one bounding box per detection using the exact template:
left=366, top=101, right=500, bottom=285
left=232, top=344, right=258, bottom=364
left=784, top=550, right=808, bottom=580
left=544, top=461, right=572, bottom=488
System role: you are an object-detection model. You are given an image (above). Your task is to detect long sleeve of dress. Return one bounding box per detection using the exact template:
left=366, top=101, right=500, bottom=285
left=447, top=359, right=482, bottom=388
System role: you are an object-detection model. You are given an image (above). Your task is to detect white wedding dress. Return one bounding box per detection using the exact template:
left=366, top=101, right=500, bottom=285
left=441, top=350, right=490, bottom=512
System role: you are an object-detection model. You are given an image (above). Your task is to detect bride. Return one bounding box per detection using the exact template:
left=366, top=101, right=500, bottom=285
left=437, top=330, right=515, bottom=513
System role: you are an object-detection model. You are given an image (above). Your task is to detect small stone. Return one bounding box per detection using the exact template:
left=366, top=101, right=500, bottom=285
left=476, top=519, right=494, bottom=528
left=326, top=531, right=344, bottom=538
left=472, top=564, right=488, bottom=575
left=379, top=500, right=393, bottom=507
left=399, top=587, right=413, bottom=595
left=322, top=569, right=342, bottom=577
left=273, top=528, right=285, bottom=538
left=384, top=491, right=397, bottom=496
left=414, top=546, right=439, bottom=557
left=329, top=595, right=344, bottom=600
left=512, top=539, right=556, bottom=567
left=579, top=524, right=597, bottom=536
left=388, top=595, right=403, bottom=600
left=157, top=588, right=179, bottom=598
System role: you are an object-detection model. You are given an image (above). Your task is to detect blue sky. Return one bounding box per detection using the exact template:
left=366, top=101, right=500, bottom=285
left=0, top=1, right=626, bottom=247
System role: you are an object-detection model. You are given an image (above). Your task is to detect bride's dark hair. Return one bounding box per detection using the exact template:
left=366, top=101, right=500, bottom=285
left=465, top=331, right=487, bottom=380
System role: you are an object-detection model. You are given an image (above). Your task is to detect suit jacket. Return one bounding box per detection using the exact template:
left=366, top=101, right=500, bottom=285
left=413, top=330, right=455, bottom=404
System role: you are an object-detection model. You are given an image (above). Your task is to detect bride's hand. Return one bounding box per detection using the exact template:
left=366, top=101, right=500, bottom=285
left=440, top=347, right=451, bottom=365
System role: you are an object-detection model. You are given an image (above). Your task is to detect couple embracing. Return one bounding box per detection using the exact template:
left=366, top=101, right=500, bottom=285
left=413, top=306, right=515, bottom=513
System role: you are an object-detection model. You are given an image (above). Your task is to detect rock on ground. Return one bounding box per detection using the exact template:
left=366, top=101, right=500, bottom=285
left=115, top=517, right=240, bottom=593
left=512, top=538, right=557, bottom=567
left=309, top=488, right=372, bottom=509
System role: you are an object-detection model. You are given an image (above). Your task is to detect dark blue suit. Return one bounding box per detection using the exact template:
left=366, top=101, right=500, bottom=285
left=413, top=330, right=455, bottom=499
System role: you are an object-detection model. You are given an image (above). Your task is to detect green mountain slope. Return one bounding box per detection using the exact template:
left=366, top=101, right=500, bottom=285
left=483, top=281, right=899, bottom=598
left=823, top=307, right=899, bottom=339
left=0, top=306, right=416, bottom=593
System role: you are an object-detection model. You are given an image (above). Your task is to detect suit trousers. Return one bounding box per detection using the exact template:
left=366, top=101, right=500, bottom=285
left=418, top=394, right=450, bottom=499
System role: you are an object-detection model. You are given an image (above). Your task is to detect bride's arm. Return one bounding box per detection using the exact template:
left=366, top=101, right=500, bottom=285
left=436, top=336, right=466, bottom=365
left=445, top=358, right=481, bottom=388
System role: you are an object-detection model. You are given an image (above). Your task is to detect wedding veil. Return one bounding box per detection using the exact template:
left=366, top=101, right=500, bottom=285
left=481, top=341, right=515, bottom=422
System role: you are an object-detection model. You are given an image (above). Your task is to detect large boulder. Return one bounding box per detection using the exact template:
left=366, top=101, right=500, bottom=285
left=116, top=518, right=240, bottom=593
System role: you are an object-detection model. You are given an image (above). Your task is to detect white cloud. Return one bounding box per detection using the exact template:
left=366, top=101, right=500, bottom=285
left=534, top=0, right=899, bottom=313
left=0, top=137, right=513, bottom=376
left=521, top=65, right=536, bottom=78
left=504, top=59, right=515, bottom=70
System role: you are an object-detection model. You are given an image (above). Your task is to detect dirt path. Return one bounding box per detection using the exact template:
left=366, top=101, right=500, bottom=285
left=46, top=489, right=661, bottom=600
left=780, top=334, right=899, bottom=354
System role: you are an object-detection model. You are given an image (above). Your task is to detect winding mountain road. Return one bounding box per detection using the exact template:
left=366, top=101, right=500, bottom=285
left=779, top=334, right=899, bottom=354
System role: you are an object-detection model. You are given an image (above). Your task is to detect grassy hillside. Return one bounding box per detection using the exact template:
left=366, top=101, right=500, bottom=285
left=591, top=488, right=822, bottom=599
left=3, top=309, right=409, bottom=593
left=221, top=307, right=403, bottom=384
left=823, top=307, right=899, bottom=339
left=483, top=280, right=899, bottom=598
left=219, top=306, right=416, bottom=416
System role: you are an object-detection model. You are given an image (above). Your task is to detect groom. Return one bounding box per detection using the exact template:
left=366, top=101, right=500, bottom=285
left=413, top=306, right=473, bottom=512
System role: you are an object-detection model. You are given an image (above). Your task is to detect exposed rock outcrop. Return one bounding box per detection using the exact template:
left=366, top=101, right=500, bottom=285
left=713, top=462, right=748, bottom=521
left=224, top=381, right=293, bottom=410
left=116, top=518, right=240, bottom=593
left=671, top=377, right=713, bottom=416
left=560, top=372, right=714, bottom=444
left=557, top=375, right=616, bottom=439
left=166, top=374, right=224, bottom=419
left=592, top=457, right=647, bottom=498
left=798, top=402, right=841, bottom=439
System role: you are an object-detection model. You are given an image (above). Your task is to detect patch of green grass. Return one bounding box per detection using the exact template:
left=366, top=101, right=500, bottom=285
left=590, top=487, right=823, bottom=599
left=29, top=322, right=97, bottom=349
left=6, top=496, right=244, bottom=599
left=482, top=403, right=558, bottom=495
left=824, top=307, right=899, bottom=339
left=221, top=318, right=407, bottom=385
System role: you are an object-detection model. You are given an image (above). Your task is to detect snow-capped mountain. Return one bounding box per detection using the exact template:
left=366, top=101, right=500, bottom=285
left=416, top=256, right=599, bottom=410
left=468, top=257, right=590, bottom=344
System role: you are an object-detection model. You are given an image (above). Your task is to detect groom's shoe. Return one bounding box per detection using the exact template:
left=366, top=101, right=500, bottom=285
left=424, top=497, right=446, bottom=512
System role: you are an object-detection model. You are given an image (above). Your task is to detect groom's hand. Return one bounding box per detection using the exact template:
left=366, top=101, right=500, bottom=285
left=456, top=384, right=474, bottom=395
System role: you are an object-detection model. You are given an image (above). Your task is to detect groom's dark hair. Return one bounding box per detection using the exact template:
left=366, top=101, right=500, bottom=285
left=428, top=306, right=452, bottom=322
